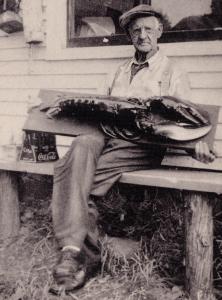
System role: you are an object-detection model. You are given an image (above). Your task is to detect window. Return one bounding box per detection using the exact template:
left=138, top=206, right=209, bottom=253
left=67, top=0, right=147, bottom=47
left=67, top=0, right=222, bottom=47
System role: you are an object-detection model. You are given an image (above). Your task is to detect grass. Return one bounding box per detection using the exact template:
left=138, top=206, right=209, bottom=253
left=0, top=174, right=221, bottom=300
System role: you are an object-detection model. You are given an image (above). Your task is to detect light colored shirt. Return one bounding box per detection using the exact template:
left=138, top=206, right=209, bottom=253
left=106, top=50, right=191, bottom=101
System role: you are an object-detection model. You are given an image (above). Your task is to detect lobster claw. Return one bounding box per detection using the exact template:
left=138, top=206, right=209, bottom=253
left=141, top=96, right=212, bottom=141
left=174, top=104, right=209, bottom=126
left=151, top=123, right=212, bottom=141
left=148, top=96, right=211, bottom=126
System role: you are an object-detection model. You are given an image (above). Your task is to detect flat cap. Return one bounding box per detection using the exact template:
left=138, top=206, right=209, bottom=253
left=119, top=4, right=163, bottom=29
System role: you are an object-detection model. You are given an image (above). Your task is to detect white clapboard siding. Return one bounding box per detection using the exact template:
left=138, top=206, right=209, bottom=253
left=0, top=48, right=29, bottom=62
left=191, top=89, right=222, bottom=106
left=0, top=88, right=98, bottom=108
left=0, top=32, right=28, bottom=49
left=2, top=54, right=222, bottom=76
left=0, top=74, right=104, bottom=89
left=0, top=115, right=26, bottom=145
left=2, top=56, right=222, bottom=76
left=171, top=56, right=222, bottom=72
left=0, top=89, right=41, bottom=102
left=0, top=45, right=46, bottom=62
left=0, top=61, right=30, bottom=75
left=28, top=59, right=121, bottom=75
left=0, top=60, right=120, bottom=76
left=0, top=101, right=28, bottom=116
left=0, top=115, right=26, bottom=127
left=189, top=72, right=222, bottom=89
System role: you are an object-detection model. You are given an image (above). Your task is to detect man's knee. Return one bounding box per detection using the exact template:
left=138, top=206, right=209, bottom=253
left=67, top=134, right=106, bottom=159
left=56, top=134, right=105, bottom=168
left=72, top=134, right=105, bottom=149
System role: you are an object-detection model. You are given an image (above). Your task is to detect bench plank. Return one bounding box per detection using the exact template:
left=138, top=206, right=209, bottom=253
left=0, top=160, right=222, bottom=194
left=162, top=155, right=222, bottom=171
left=120, top=169, right=222, bottom=194
left=0, top=160, right=54, bottom=175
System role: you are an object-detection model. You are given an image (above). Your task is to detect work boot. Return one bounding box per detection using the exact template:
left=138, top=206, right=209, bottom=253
left=49, top=249, right=87, bottom=295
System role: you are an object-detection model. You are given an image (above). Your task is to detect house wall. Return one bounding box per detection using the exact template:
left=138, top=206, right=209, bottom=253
left=0, top=4, right=222, bottom=163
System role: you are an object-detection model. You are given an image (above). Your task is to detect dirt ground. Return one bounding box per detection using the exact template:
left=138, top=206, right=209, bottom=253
left=0, top=174, right=222, bottom=300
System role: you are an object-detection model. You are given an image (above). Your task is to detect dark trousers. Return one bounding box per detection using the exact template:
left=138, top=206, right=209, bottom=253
left=52, top=132, right=165, bottom=260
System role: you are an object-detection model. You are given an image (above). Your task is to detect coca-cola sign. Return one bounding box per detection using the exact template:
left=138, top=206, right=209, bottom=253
left=37, top=151, right=58, bottom=162
left=20, top=131, right=59, bottom=163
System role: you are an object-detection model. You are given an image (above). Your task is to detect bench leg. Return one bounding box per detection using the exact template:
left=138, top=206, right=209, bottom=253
left=0, top=171, right=20, bottom=241
left=184, top=191, right=215, bottom=300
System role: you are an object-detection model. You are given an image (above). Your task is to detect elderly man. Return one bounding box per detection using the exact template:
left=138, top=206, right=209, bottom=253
left=50, top=4, right=215, bottom=294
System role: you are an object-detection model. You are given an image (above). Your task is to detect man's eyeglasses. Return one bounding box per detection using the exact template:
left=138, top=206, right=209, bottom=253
left=130, top=27, right=156, bottom=37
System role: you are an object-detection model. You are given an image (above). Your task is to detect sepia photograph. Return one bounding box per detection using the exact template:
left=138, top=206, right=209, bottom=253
left=0, top=0, right=222, bottom=299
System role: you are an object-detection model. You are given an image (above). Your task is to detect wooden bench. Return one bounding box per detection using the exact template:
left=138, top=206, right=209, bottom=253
left=0, top=91, right=222, bottom=300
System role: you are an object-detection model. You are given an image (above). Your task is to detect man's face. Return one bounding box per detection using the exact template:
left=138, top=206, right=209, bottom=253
left=128, top=16, right=163, bottom=53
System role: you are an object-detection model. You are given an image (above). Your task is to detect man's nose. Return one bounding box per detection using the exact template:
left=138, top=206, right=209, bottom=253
left=139, top=28, right=147, bottom=39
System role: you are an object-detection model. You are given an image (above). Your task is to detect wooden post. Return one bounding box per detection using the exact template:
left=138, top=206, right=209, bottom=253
left=184, top=191, right=215, bottom=300
left=0, top=171, right=20, bottom=241
left=22, top=0, right=44, bottom=43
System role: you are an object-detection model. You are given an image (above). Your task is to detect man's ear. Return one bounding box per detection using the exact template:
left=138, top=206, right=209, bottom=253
left=156, top=22, right=163, bottom=38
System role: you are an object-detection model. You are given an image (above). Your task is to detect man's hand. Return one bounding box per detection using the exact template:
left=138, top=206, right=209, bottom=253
left=193, top=141, right=217, bottom=164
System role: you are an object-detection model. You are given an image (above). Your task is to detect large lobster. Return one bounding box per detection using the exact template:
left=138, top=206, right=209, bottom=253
left=42, top=93, right=212, bottom=142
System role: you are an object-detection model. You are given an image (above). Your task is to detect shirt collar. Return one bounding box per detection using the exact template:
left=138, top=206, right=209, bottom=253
left=125, top=49, right=162, bottom=73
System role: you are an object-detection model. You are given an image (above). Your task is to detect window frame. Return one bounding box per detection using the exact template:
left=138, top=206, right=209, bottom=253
left=68, top=29, right=222, bottom=48
left=46, top=0, right=222, bottom=61
left=67, top=0, right=222, bottom=48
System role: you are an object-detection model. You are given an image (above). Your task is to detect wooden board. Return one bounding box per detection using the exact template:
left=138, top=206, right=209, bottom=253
left=0, top=159, right=222, bottom=194
left=23, top=107, right=103, bottom=137
left=162, top=154, right=222, bottom=171
left=120, top=168, right=222, bottom=195
left=23, top=89, right=220, bottom=151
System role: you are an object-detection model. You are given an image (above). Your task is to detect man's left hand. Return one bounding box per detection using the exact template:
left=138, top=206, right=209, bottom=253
left=193, top=141, right=217, bottom=164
